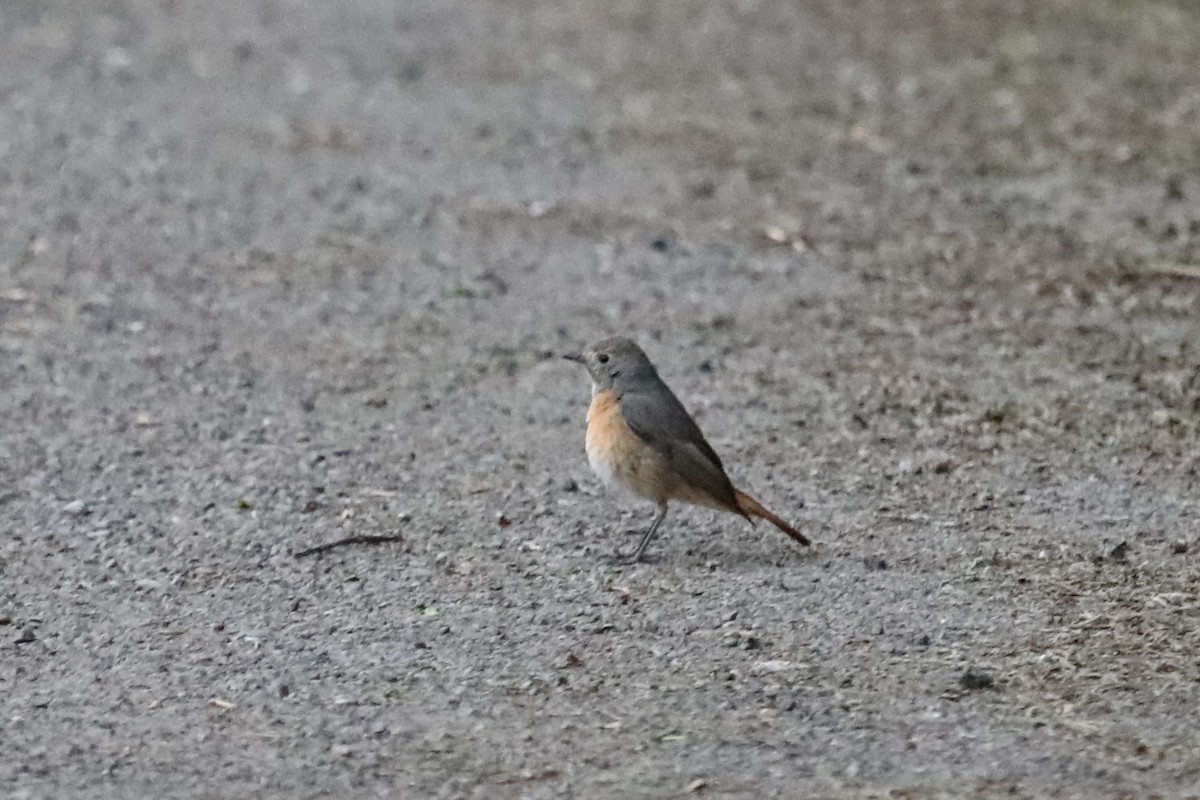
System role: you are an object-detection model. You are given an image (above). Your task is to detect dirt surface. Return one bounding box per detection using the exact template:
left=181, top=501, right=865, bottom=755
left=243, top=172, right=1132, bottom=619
left=3, top=1, right=1200, bottom=798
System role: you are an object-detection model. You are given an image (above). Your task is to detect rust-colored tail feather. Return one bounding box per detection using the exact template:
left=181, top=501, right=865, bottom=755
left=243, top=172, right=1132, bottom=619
left=734, top=489, right=811, bottom=547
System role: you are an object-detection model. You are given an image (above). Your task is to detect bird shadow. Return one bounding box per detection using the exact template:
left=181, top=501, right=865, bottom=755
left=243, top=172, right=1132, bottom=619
left=602, top=525, right=827, bottom=570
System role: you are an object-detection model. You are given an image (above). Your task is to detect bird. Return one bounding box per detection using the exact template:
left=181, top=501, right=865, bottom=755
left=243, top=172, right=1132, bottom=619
left=564, top=337, right=811, bottom=562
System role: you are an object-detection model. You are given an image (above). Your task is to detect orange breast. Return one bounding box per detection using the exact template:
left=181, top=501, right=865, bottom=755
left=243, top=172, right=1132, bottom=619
left=585, top=390, right=680, bottom=504
left=585, top=390, right=633, bottom=488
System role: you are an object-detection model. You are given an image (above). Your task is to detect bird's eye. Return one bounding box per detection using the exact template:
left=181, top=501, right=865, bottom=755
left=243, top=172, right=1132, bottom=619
left=597, top=353, right=609, bottom=364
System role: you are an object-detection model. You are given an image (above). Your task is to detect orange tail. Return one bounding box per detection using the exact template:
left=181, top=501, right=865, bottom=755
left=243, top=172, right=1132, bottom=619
left=734, top=489, right=811, bottom=547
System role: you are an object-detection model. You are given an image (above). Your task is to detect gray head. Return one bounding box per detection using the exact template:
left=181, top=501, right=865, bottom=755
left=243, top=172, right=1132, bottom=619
left=564, top=337, right=659, bottom=393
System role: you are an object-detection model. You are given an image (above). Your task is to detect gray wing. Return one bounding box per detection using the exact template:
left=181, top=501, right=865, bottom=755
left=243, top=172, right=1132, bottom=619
left=618, top=384, right=739, bottom=509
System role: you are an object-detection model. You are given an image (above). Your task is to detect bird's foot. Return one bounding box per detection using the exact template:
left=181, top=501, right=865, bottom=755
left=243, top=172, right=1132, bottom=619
left=604, top=547, right=657, bottom=565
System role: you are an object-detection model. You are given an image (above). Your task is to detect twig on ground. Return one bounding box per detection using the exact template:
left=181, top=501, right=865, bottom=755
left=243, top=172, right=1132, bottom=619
left=1147, top=263, right=1200, bottom=280
left=294, top=534, right=404, bottom=558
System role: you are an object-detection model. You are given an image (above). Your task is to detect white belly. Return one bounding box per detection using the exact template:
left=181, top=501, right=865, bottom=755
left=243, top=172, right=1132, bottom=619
left=588, top=447, right=621, bottom=489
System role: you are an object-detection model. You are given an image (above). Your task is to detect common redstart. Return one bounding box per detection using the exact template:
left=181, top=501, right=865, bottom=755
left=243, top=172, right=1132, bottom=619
left=565, top=337, right=811, bottom=562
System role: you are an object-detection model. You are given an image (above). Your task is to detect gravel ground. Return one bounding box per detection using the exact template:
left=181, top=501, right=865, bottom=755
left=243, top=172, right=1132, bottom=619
left=3, top=1, right=1200, bottom=798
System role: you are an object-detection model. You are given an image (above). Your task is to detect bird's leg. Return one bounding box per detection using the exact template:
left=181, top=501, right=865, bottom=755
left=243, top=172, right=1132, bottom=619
left=626, top=503, right=669, bottom=563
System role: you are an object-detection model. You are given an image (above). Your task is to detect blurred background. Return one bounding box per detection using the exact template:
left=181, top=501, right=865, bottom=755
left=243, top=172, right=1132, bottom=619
left=3, top=1, right=1199, bottom=798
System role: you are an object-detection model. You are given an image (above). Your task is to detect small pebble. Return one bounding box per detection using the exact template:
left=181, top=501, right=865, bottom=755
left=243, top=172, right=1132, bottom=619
left=959, top=668, right=994, bottom=690
left=763, top=225, right=788, bottom=243
left=63, top=499, right=89, bottom=516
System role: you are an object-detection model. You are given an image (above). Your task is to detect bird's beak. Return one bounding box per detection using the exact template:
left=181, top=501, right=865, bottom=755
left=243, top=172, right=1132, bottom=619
left=562, top=352, right=584, bottom=364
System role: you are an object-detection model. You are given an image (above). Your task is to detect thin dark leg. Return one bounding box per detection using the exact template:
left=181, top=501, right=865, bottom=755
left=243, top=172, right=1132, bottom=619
left=628, top=504, right=669, bottom=563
